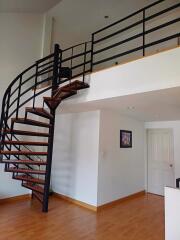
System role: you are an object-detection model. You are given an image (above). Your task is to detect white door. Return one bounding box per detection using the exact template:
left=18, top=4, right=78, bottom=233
left=147, top=129, right=174, bottom=196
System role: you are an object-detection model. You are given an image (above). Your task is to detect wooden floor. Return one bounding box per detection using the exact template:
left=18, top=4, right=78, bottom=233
left=0, top=193, right=164, bottom=240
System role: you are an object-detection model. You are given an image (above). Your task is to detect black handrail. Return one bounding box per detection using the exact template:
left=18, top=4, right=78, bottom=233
left=0, top=45, right=60, bottom=155
left=60, top=41, right=92, bottom=82
left=0, top=40, right=92, bottom=153
left=62, top=41, right=92, bottom=52
left=93, top=33, right=180, bottom=66
left=91, top=0, right=180, bottom=70
left=93, top=0, right=165, bottom=35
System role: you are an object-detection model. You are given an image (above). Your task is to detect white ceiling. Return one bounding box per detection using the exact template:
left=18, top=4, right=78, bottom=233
left=49, top=0, right=156, bottom=47
left=59, top=87, right=180, bottom=122
left=0, top=0, right=62, bottom=13
left=48, top=0, right=179, bottom=48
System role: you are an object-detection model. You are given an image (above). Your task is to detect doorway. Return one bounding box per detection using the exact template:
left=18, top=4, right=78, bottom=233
left=147, top=129, right=174, bottom=196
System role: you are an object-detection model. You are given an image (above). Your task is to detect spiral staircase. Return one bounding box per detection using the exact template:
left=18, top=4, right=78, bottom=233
left=0, top=44, right=90, bottom=212
left=0, top=0, right=179, bottom=212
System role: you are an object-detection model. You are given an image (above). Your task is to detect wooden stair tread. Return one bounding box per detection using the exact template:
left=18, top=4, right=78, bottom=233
left=52, top=89, right=77, bottom=99
left=22, top=182, right=44, bottom=194
left=14, top=175, right=45, bottom=184
left=61, top=80, right=89, bottom=91
left=1, top=150, right=48, bottom=155
left=52, top=87, right=77, bottom=100
left=6, top=167, right=46, bottom=175
left=2, top=140, right=48, bottom=146
left=44, top=97, right=62, bottom=102
left=2, top=129, right=49, bottom=137
left=26, top=107, right=53, bottom=119
left=54, top=80, right=89, bottom=97
left=43, top=97, right=62, bottom=110
left=43, top=90, right=77, bottom=110
left=11, top=118, right=51, bottom=128
left=2, top=159, right=47, bottom=165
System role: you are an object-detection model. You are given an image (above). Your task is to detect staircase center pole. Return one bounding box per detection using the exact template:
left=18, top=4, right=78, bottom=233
left=42, top=44, right=60, bottom=212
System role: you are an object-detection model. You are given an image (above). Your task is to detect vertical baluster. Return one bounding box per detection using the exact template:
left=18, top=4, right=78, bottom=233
left=5, top=91, right=11, bottom=160
left=16, top=76, right=22, bottom=119
left=43, top=44, right=60, bottom=212
left=70, top=47, right=74, bottom=84
left=58, top=49, right=62, bottom=85
left=33, top=63, right=38, bottom=109
left=70, top=47, right=74, bottom=69
left=0, top=98, right=6, bottom=143
left=90, top=34, right=95, bottom=72
left=9, top=120, right=13, bottom=161
left=83, top=42, right=87, bottom=83
left=5, top=90, right=11, bottom=129
left=0, top=90, right=10, bottom=162
left=178, top=36, right=180, bottom=46
left=14, top=77, right=22, bottom=164
left=143, top=10, right=146, bottom=57
left=176, top=178, right=180, bottom=188
left=4, top=91, right=11, bottom=161
left=52, top=44, right=60, bottom=96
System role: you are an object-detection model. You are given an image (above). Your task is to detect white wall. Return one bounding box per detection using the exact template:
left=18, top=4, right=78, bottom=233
left=51, top=109, right=145, bottom=206
left=0, top=13, right=44, bottom=103
left=0, top=13, right=44, bottom=198
left=52, top=110, right=100, bottom=206
left=98, top=109, right=145, bottom=206
left=0, top=166, right=29, bottom=199
left=165, top=187, right=180, bottom=240
left=145, top=121, right=180, bottom=182
left=41, top=14, right=53, bottom=57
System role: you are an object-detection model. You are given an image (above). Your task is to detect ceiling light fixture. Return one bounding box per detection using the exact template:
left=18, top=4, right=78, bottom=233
left=127, top=106, right=135, bottom=110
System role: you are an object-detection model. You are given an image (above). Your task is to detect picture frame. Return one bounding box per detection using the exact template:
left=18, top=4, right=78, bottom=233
left=120, top=130, right=132, bottom=148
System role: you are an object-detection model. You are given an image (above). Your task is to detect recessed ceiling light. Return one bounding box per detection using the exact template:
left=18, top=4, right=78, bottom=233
left=104, top=15, right=109, bottom=19
left=127, top=106, right=135, bottom=110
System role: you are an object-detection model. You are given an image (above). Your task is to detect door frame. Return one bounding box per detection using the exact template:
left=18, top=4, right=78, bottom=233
left=146, top=128, right=175, bottom=195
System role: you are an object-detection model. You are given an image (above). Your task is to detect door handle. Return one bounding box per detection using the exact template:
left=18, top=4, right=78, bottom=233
left=169, top=164, right=173, bottom=168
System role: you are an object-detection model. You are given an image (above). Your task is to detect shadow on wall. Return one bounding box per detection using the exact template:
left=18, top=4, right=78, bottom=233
left=51, top=113, right=77, bottom=197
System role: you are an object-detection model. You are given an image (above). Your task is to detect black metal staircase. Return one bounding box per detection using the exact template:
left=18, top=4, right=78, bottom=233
left=0, top=44, right=90, bottom=212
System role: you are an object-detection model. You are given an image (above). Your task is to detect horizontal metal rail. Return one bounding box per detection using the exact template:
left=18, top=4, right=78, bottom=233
left=62, top=41, right=92, bottom=52
left=91, top=0, right=180, bottom=70
left=94, top=17, right=180, bottom=55
left=93, top=0, right=165, bottom=35
left=61, top=50, right=91, bottom=63
left=94, top=3, right=180, bottom=44
left=94, top=33, right=180, bottom=66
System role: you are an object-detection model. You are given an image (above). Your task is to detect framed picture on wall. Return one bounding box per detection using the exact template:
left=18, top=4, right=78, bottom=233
left=120, top=130, right=132, bottom=148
